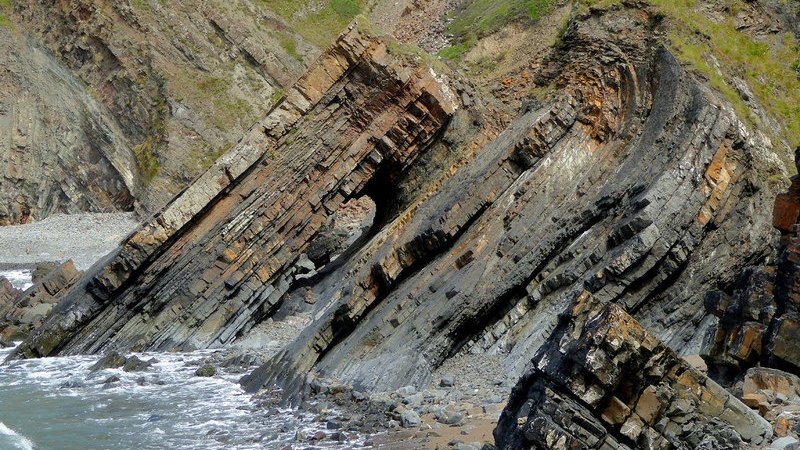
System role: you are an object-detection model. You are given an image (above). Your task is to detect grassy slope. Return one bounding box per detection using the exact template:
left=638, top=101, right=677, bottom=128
left=258, top=0, right=363, bottom=47
left=440, top=0, right=558, bottom=60
left=0, top=0, right=11, bottom=27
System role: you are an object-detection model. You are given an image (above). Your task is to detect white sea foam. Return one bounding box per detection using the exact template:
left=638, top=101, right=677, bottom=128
left=0, top=346, right=360, bottom=449
left=0, top=270, right=33, bottom=290
left=0, top=422, right=38, bottom=450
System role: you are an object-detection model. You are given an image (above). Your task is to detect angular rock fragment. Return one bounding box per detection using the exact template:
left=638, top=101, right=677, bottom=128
left=0, top=261, right=82, bottom=341
left=494, top=290, right=772, bottom=450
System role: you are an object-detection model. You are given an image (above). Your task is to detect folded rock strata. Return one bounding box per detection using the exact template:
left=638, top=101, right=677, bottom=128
left=240, top=5, right=781, bottom=397
left=13, top=23, right=458, bottom=358
left=494, top=290, right=772, bottom=450
left=10, top=7, right=786, bottom=435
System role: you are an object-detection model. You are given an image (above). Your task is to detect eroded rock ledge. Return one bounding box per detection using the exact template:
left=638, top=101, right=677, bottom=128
left=494, top=290, right=771, bottom=450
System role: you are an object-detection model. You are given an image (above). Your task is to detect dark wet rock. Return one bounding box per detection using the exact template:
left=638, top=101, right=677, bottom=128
left=122, top=355, right=152, bottom=372
left=195, top=364, right=217, bottom=377
left=90, top=351, right=127, bottom=371
left=103, top=375, right=120, bottom=385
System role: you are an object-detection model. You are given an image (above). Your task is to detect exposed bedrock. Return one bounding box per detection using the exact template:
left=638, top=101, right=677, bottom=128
left=2, top=0, right=311, bottom=221
left=11, top=6, right=786, bottom=422
left=494, top=290, right=772, bottom=450
left=240, top=6, right=782, bottom=397
left=702, top=147, right=800, bottom=382
left=13, top=24, right=459, bottom=359
left=0, top=28, right=139, bottom=225
left=0, top=261, right=83, bottom=341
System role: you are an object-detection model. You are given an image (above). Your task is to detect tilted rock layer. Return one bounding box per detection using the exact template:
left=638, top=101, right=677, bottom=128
left=14, top=24, right=458, bottom=359
left=494, top=290, right=771, bottom=450
left=6, top=3, right=796, bottom=447
left=1, top=0, right=313, bottom=223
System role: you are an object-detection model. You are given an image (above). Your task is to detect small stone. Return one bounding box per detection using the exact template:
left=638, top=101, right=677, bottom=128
left=400, top=409, right=421, bottom=428
left=195, top=364, right=217, bottom=377
left=440, top=374, right=455, bottom=387
left=396, top=385, right=416, bottom=396
left=91, top=352, right=126, bottom=371
left=601, top=396, right=631, bottom=425
left=103, top=375, right=120, bottom=384
left=312, top=430, right=326, bottom=441
left=122, top=355, right=152, bottom=372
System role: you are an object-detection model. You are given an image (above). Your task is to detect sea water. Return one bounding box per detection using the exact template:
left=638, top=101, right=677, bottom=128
left=0, top=272, right=360, bottom=450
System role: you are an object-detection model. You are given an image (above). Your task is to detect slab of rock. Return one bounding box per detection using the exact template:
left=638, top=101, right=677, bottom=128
left=0, top=261, right=82, bottom=341
left=744, top=367, right=800, bottom=401
left=494, top=290, right=772, bottom=449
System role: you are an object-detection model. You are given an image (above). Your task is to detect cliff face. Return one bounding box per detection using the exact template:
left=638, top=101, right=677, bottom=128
left=495, top=291, right=772, bottom=449
left=0, top=0, right=313, bottom=224
left=14, top=3, right=784, bottom=378
left=14, top=24, right=459, bottom=359
left=6, top=1, right=800, bottom=447
left=0, top=28, right=138, bottom=225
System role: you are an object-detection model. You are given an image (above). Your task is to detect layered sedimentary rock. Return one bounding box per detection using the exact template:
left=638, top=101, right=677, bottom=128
left=240, top=4, right=782, bottom=396
left=494, top=290, right=772, bottom=450
left=702, top=149, right=800, bottom=380
left=0, top=261, right=83, bottom=341
left=0, top=28, right=138, bottom=225
left=1, top=0, right=311, bottom=222
left=10, top=7, right=787, bottom=438
left=13, top=24, right=458, bottom=358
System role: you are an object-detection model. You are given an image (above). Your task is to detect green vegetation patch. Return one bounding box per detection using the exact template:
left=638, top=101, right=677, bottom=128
left=438, top=0, right=557, bottom=61
left=0, top=0, right=13, bottom=27
left=258, top=0, right=363, bottom=47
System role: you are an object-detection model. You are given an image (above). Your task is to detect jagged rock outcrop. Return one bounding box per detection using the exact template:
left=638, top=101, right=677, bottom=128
left=12, top=23, right=458, bottom=358
left=702, top=148, right=800, bottom=380
left=1, top=0, right=313, bottom=223
left=239, top=4, right=782, bottom=397
left=494, top=290, right=772, bottom=450
left=0, top=261, right=83, bottom=341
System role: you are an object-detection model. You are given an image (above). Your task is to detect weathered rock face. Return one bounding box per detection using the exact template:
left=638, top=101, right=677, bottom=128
left=239, top=4, right=781, bottom=397
left=0, top=28, right=139, bottom=225
left=13, top=24, right=458, bottom=358
left=494, top=290, right=772, bottom=450
left=1, top=0, right=313, bottom=223
left=0, top=261, right=83, bottom=341
left=702, top=149, right=800, bottom=380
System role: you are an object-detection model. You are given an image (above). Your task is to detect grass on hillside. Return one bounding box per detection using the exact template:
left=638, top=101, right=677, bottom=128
left=0, top=0, right=12, bottom=27
left=438, top=0, right=557, bottom=61
left=258, top=0, right=362, bottom=47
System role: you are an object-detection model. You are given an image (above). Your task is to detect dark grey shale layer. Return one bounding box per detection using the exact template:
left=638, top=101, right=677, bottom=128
left=12, top=6, right=785, bottom=415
